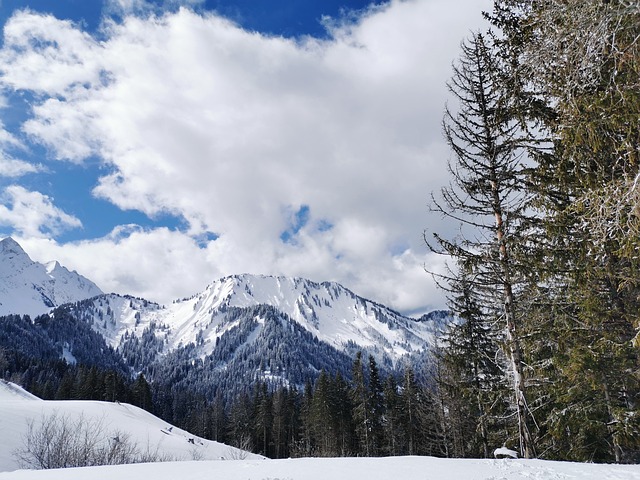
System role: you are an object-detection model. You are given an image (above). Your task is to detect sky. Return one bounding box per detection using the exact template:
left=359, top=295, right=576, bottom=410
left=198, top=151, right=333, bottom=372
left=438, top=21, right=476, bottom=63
left=0, top=0, right=492, bottom=316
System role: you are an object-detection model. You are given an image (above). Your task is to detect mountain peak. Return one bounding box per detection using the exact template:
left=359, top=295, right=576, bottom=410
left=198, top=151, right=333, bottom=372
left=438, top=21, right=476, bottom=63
left=0, top=239, right=103, bottom=317
left=0, top=237, right=28, bottom=257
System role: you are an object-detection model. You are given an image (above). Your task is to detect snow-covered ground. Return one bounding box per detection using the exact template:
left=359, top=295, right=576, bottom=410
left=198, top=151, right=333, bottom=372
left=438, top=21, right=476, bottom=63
left=0, top=380, right=261, bottom=473
left=1, top=380, right=639, bottom=480
left=2, top=455, right=640, bottom=480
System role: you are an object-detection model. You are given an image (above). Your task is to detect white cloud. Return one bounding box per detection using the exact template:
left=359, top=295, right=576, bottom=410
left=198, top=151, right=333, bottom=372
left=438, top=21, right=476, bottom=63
left=0, top=0, right=492, bottom=314
left=0, top=155, right=41, bottom=177
left=0, top=186, right=82, bottom=237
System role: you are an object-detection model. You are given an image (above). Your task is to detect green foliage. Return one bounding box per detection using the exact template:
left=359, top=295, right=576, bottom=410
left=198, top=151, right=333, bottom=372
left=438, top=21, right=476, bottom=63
left=433, top=0, right=640, bottom=464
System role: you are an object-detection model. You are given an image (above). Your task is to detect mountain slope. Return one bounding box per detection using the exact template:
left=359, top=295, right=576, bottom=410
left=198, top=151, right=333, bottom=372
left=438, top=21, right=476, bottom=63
left=0, top=238, right=103, bottom=317
left=0, top=380, right=261, bottom=473
left=78, top=274, right=435, bottom=365
left=54, top=274, right=439, bottom=398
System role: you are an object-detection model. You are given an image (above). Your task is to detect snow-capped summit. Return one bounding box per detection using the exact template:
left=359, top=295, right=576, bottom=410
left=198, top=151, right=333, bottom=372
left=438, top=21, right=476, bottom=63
left=0, top=236, right=25, bottom=256
left=0, top=237, right=103, bottom=317
left=78, top=273, right=435, bottom=373
left=185, top=274, right=433, bottom=359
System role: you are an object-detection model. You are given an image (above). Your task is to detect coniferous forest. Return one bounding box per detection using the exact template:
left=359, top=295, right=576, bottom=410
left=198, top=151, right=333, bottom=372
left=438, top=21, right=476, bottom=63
left=427, top=0, right=640, bottom=464
left=1, top=0, right=639, bottom=466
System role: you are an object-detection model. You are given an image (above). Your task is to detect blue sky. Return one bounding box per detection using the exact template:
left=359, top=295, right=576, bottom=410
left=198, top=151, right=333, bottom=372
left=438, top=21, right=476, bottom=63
left=0, top=0, right=491, bottom=315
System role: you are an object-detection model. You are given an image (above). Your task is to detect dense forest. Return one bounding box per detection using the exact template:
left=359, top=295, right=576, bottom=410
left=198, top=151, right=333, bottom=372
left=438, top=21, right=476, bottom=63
left=427, top=0, right=640, bottom=464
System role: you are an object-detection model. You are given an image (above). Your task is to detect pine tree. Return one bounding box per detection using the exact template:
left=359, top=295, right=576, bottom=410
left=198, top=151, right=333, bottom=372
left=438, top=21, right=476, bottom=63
left=310, top=370, right=337, bottom=456
left=333, top=372, right=355, bottom=456
left=350, top=352, right=372, bottom=456
left=485, top=0, right=640, bottom=462
left=297, top=379, right=314, bottom=457
left=437, top=269, right=507, bottom=458
left=367, top=355, right=384, bottom=456
left=429, top=30, right=536, bottom=457
left=382, top=375, right=402, bottom=456
left=253, top=382, right=273, bottom=457
left=132, top=373, right=153, bottom=411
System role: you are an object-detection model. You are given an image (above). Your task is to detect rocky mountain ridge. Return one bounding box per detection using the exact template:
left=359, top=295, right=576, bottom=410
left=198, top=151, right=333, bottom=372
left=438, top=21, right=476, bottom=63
left=0, top=237, right=103, bottom=317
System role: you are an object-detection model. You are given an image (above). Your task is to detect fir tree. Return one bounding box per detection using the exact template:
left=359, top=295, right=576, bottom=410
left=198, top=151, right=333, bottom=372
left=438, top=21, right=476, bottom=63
left=429, top=30, right=536, bottom=457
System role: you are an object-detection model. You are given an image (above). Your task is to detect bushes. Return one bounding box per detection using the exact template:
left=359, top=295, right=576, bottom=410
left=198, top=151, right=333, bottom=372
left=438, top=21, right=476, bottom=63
left=13, top=412, right=172, bottom=469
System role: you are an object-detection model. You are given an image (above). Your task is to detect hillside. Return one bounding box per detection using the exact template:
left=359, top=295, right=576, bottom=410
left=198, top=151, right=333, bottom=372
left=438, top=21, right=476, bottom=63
left=0, top=380, right=260, bottom=473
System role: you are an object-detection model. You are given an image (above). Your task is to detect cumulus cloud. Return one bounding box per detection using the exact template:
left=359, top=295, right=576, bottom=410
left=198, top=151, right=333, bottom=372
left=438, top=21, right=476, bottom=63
left=0, top=0, right=491, bottom=314
left=0, top=186, right=82, bottom=237
left=0, top=155, right=41, bottom=177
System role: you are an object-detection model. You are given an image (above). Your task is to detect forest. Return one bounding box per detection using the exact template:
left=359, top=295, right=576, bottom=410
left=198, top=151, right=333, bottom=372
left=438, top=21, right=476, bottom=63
left=426, top=0, right=640, bottom=464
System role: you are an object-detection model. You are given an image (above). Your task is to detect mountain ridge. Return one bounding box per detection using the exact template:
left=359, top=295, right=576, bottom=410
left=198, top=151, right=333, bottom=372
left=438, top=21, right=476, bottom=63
left=0, top=237, right=103, bottom=317
left=0, top=239, right=447, bottom=400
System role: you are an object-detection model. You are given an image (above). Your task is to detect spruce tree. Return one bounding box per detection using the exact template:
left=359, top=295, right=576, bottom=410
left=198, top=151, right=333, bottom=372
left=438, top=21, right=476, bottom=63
left=350, top=352, right=372, bottom=456
left=429, top=30, right=536, bottom=457
left=485, top=0, right=640, bottom=462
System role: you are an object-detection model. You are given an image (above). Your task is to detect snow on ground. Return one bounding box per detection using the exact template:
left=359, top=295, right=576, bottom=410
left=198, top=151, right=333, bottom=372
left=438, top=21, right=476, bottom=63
left=1, top=380, right=639, bottom=480
left=0, top=381, right=261, bottom=473
left=1, top=456, right=640, bottom=480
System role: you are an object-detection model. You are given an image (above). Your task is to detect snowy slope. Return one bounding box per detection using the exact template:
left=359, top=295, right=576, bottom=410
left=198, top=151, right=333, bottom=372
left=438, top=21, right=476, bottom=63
left=77, top=274, right=435, bottom=367
left=0, top=381, right=261, bottom=473
left=0, top=238, right=103, bottom=317
left=2, top=454, right=640, bottom=480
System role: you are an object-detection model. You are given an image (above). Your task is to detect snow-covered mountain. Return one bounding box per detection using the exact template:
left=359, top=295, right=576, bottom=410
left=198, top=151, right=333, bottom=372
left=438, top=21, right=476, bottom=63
left=0, top=238, right=103, bottom=317
left=72, top=274, right=435, bottom=366
left=52, top=274, right=440, bottom=397
left=0, top=238, right=442, bottom=397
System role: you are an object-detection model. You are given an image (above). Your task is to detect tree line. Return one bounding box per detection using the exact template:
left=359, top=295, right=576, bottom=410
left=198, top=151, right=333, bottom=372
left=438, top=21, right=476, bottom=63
left=150, top=352, right=444, bottom=459
left=428, top=0, right=640, bottom=464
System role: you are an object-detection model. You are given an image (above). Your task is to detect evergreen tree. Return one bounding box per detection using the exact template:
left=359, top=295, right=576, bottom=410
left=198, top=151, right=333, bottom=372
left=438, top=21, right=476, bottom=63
left=485, top=0, right=640, bottom=462
left=429, top=30, right=536, bottom=457
left=436, top=270, right=507, bottom=458
left=350, top=352, right=372, bottom=456
left=228, top=392, right=254, bottom=453
left=333, top=372, right=355, bottom=456
left=368, top=355, right=384, bottom=456
left=271, top=387, right=291, bottom=458
left=253, top=383, right=273, bottom=457
left=297, top=379, right=314, bottom=457
left=310, top=370, right=337, bottom=456
left=382, top=375, right=402, bottom=456
left=132, top=373, right=153, bottom=411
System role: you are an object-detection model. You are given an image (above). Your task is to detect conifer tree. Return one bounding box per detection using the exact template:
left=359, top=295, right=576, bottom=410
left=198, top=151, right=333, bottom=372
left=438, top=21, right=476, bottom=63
left=351, top=352, right=372, bottom=456
left=382, top=375, right=402, bottom=456
left=429, top=30, right=536, bottom=457
left=310, top=370, right=337, bottom=456
left=437, top=268, right=507, bottom=458
left=367, top=355, right=384, bottom=456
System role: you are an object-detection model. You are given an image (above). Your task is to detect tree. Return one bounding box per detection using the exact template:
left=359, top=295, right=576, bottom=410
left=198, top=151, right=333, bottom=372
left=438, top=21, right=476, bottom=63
left=132, top=373, right=153, bottom=411
left=485, top=0, right=640, bottom=462
left=436, top=269, right=507, bottom=458
left=367, top=355, right=384, bottom=456
left=382, top=375, right=402, bottom=456
left=350, top=352, right=372, bottom=456
left=429, top=31, right=536, bottom=457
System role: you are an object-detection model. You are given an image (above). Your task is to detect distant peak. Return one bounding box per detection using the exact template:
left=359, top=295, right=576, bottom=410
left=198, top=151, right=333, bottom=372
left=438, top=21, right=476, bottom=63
left=0, top=237, right=27, bottom=256
left=46, top=260, right=63, bottom=274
